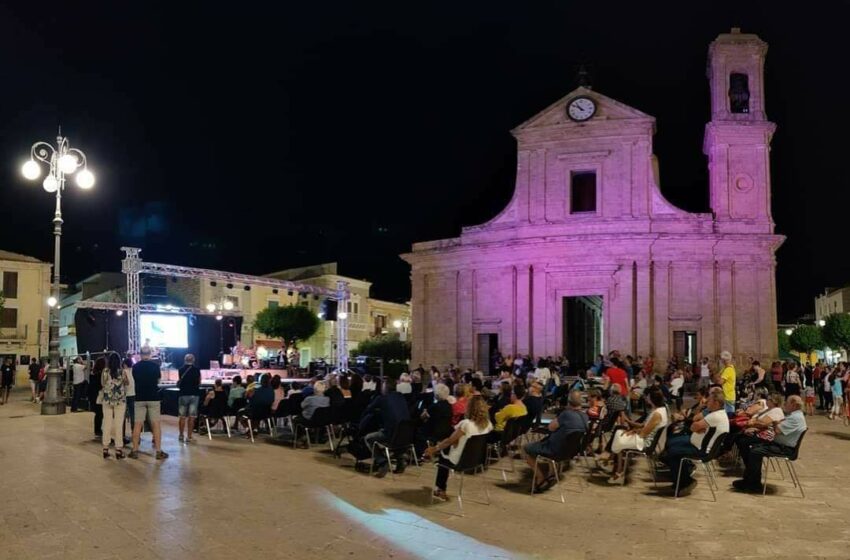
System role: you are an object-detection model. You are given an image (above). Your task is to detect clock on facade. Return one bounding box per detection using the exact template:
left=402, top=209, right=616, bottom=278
left=566, top=96, right=597, bottom=122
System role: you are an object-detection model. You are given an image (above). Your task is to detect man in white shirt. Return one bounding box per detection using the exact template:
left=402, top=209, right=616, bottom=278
left=70, top=358, right=88, bottom=412
left=661, top=391, right=730, bottom=496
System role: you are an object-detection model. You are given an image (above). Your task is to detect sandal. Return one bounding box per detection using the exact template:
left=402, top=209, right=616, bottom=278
left=115, top=450, right=125, bottom=460
left=155, top=450, right=169, bottom=460
left=102, top=449, right=110, bottom=459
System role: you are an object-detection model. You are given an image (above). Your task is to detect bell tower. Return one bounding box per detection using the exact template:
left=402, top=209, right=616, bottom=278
left=703, top=28, right=777, bottom=233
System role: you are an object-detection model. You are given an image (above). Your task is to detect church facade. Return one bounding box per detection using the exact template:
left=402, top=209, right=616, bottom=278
left=402, top=29, right=784, bottom=372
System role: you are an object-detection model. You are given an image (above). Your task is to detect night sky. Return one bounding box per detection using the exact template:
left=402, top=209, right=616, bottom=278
left=0, top=2, right=846, bottom=322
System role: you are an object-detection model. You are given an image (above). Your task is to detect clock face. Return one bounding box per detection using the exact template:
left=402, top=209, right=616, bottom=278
left=567, top=96, right=597, bottom=122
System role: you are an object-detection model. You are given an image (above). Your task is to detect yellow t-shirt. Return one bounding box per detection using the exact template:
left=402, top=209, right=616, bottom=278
left=720, top=365, right=736, bottom=402
left=494, top=401, right=527, bottom=432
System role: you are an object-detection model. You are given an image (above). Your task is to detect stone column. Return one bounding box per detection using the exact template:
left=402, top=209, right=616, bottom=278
left=515, top=265, right=532, bottom=356
left=652, top=261, right=671, bottom=363
left=635, top=261, right=652, bottom=358
left=715, top=260, right=735, bottom=356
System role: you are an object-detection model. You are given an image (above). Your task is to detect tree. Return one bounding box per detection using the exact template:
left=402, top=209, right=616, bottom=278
left=353, top=334, right=411, bottom=362
left=777, top=328, right=790, bottom=355
left=253, top=304, right=320, bottom=349
left=788, top=324, right=823, bottom=354
left=822, top=313, right=850, bottom=352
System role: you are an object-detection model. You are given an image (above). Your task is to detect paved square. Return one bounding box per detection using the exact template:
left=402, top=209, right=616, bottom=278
left=1, top=390, right=848, bottom=560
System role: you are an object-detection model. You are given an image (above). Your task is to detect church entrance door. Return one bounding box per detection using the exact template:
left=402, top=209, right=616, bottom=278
left=562, top=296, right=603, bottom=371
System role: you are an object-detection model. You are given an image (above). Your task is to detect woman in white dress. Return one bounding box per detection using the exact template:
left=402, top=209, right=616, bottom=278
left=607, top=387, right=668, bottom=484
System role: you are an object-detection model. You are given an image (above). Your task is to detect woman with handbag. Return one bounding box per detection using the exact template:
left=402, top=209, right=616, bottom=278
left=100, top=354, right=129, bottom=459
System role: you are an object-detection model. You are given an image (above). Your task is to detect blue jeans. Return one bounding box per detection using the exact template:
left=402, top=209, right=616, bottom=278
left=724, top=401, right=735, bottom=414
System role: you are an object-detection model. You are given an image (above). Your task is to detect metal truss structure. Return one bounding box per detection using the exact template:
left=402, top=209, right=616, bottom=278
left=118, top=247, right=350, bottom=372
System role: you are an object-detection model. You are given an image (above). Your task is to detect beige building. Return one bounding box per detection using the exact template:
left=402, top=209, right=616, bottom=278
left=168, top=263, right=411, bottom=366
left=815, top=287, right=850, bottom=323
left=0, top=251, right=52, bottom=383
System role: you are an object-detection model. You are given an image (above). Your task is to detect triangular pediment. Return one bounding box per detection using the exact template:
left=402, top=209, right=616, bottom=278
left=513, top=86, right=653, bottom=132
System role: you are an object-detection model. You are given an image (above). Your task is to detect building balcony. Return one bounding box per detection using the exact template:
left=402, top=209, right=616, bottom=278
left=0, top=328, right=28, bottom=340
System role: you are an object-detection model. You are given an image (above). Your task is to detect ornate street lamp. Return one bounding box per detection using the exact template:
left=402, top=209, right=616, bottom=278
left=21, top=131, right=95, bottom=415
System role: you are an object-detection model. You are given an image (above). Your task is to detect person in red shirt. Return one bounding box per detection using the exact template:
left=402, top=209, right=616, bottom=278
left=605, top=360, right=629, bottom=397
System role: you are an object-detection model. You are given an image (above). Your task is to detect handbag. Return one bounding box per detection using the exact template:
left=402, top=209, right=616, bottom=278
left=731, top=415, right=750, bottom=429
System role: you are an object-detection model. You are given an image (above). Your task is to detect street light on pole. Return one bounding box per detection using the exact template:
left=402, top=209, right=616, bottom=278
left=21, top=131, right=95, bottom=415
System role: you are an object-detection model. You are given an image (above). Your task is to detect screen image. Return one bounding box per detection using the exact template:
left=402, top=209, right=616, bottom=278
left=139, top=314, right=189, bottom=348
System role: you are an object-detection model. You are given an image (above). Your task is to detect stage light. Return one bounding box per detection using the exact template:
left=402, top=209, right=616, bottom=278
left=216, top=314, right=223, bottom=321
left=338, top=312, right=348, bottom=320
left=818, top=319, right=826, bottom=327
left=116, top=310, right=124, bottom=316
left=317, top=312, right=324, bottom=319
left=227, top=320, right=235, bottom=328
left=256, top=345, right=268, bottom=359
left=785, top=328, right=793, bottom=335
left=58, top=154, right=78, bottom=174
left=206, top=303, right=216, bottom=313
left=43, top=175, right=58, bottom=193
left=223, top=300, right=234, bottom=311
left=22, top=160, right=40, bottom=180
left=165, top=304, right=174, bottom=311
left=393, top=320, right=402, bottom=329
left=46, top=296, right=57, bottom=307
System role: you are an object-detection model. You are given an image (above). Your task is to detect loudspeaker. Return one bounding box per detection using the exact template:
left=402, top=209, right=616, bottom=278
left=322, top=299, right=338, bottom=321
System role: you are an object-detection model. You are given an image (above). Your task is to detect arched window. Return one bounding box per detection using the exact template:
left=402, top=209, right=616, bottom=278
left=729, top=73, right=750, bottom=114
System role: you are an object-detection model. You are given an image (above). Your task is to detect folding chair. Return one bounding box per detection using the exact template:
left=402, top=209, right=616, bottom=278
left=370, top=420, right=420, bottom=479
left=293, top=406, right=335, bottom=450
left=762, top=429, right=807, bottom=498
left=675, top=429, right=727, bottom=501
left=530, top=430, right=585, bottom=503
left=430, top=433, right=490, bottom=515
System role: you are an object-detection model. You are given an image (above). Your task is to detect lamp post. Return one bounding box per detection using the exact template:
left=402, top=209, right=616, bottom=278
left=21, top=131, right=95, bottom=415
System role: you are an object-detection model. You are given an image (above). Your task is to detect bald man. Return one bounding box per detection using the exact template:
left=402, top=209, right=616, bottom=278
left=733, top=395, right=807, bottom=492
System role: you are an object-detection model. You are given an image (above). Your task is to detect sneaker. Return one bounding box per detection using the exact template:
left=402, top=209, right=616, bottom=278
left=155, top=450, right=169, bottom=460
left=178, top=434, right=185, bottom=443
left=432, top=489, right=449, bottom=502
left=129, top=450, right=139, bottom=460
left=373, top=464, right=389, bottom=478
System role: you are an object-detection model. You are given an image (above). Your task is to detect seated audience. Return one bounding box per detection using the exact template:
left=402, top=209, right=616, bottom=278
left=339, top=376, right=353, bottom=399
left=271, top=375, right=286, bottom=412
left=606, top=387, right=668, bottom=484
left=397, top=373, right=413, bottom=395
left=524, top=390, right=588, bottom=491
left=324, top=375, right=346, bottom=407
left=227, top=375, right=246, bottom=409
left=204, top=379, right=225, bottom=408
left=416, top=383, right=454, bottom=457
left=239, top=374, right=274, bottom=433
left=361, top=378, right=411, bottom=477
left=733, top=395, right=807, bottom=492
left=424, top=395, right=493, bottom=502
left=489, top=385, right=528, bottom=443
left=661, top=391, right=729, bottom=496
left=301, top=381, right=330, bottom=420
left=450, top=383, right=470, bottom=426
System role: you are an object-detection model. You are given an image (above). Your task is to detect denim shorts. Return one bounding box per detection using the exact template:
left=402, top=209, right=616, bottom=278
left=178, top=395, right=200, bottom=417
left=524, top=439, right=554, bottom=459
